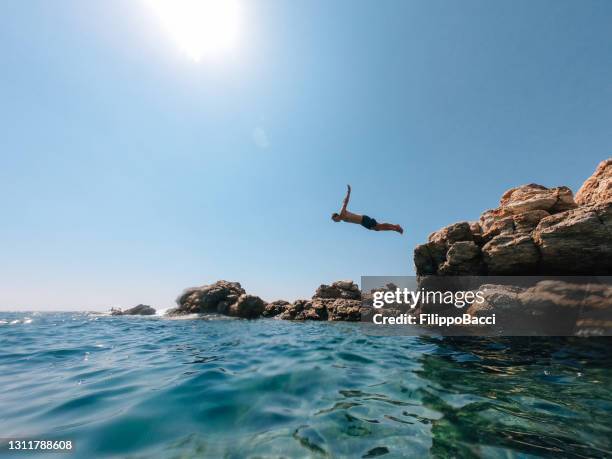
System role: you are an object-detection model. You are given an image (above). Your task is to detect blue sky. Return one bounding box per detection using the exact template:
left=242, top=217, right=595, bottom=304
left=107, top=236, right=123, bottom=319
left=1, top=0, right=611, bottom=310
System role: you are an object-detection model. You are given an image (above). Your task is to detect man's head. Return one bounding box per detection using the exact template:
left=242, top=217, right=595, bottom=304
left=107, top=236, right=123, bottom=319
left=331, top=212, right=341, bottom=222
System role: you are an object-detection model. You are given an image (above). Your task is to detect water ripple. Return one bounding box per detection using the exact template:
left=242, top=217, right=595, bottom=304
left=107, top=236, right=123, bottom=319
left=0, top=312, right=610, bottom=458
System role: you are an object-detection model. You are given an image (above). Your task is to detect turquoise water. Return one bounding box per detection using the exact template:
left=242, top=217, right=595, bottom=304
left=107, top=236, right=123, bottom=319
left=1, top=312, right=611, bottom=458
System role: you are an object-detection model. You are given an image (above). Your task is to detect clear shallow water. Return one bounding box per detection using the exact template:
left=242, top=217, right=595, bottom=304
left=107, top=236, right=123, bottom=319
left=1, top=312, right=611, bottom=459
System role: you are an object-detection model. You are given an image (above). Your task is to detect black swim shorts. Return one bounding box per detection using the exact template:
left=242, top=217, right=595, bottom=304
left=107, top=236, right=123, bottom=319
left=361, top=215, right=378, bottom=230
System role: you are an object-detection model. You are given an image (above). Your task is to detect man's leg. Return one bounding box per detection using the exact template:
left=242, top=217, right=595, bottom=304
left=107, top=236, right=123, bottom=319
left=375, top=223, right=404, bottom=234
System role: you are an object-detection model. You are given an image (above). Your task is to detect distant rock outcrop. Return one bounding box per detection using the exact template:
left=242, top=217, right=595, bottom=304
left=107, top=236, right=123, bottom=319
left=276, top=280, right=365, bottom=321
left=169, top=280, right=265, bottom=319
left=110, top=304, right=156, bottom=316
left=414, top=159, right=612, bottom=277
left=170, top=279, right=366, bottom=321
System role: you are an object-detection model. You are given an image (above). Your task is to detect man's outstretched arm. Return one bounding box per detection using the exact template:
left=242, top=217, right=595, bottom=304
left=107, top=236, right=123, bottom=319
left=340, top=184, right=351, bottom=216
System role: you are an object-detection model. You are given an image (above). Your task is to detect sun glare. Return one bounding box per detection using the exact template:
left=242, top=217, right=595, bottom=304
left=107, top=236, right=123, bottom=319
left=145, top=0, right=242, bottom=61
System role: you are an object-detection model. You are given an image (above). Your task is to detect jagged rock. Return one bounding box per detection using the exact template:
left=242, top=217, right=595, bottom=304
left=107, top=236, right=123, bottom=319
left=263, top=300, right=291, bottom=318
left=279, top=299, right=328, bottom=321
left=174, top=280, right=245, bottom=314
left=327, top=299, right=364, bottom=321
left=499, top=184, right=576, bottom=215
left=575, top=158, right=612, bottom=206
left=438, top=241, right=483, bottom=275
left=279, top=300, right=306, bottom=320
left=534, top=202, right=612, bottom=274
left=480, top=209, right=550, bottom=240
left=171, top=279, right=365, bottom=321
left=276, top=281, right=366, bottom=321
left=171, top=280, right=265, bottom=319
left=313, top=280, right=361, bottom=300
left=109, top=304, right=156, bottom=316
left=414, top=160, right=612, bottom=276
left=414, top=241, right=446, bottom=276
left=429, top=222, right=474, bottom=245
left=482, top=234, right=539, bottom=274
left=414, top=222, right=478, bottom=276
left=228, top=294, right=265, bottom=319
left=307, top=300, right=330, bottom=320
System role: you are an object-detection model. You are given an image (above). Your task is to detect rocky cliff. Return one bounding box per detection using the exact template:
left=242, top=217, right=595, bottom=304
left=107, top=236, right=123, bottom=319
left=414, top=159, right=612, bottom=277
left=411, top=159, right=612, bottom=335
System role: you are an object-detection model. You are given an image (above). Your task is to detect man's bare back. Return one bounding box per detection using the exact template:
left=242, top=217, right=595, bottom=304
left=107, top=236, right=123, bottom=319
left=331, top=185, right=403, bottom=234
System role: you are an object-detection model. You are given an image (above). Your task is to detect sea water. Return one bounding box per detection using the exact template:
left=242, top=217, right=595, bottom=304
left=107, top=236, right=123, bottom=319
left=1, top=312, right=611, bottom=458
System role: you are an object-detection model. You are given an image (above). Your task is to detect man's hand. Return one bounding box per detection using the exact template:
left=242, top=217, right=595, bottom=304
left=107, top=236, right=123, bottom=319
left=341, top=184, right=351, bottom=215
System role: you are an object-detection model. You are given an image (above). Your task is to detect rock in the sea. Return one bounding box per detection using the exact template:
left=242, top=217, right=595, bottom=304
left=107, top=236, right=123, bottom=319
left=575, top=158, right=612, bottom=206
left=313, top=280, right=361, bottom=300
left=414, top=160, right=612, bottom=276
left=279, top=299, right=328, bottom=321
left=262, top=300, right=291, bottom=318
left=172, top=280, right=265, bottom=319
left=110, top=304, right=156, bottom=316
left=228, top=294, right=265, bottom=319
left=278, top=297, right=365, bottom=322
left=274, top=281, right=366, bottom=321
left=175, top=280, right=245, bottom=314
left=172, top=280, right=366, bottom=321
left=326, top=299, right=364, bottom=321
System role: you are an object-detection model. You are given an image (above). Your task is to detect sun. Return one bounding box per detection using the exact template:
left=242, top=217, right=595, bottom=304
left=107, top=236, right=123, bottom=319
left=145, top=0, right=243, bottom=61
